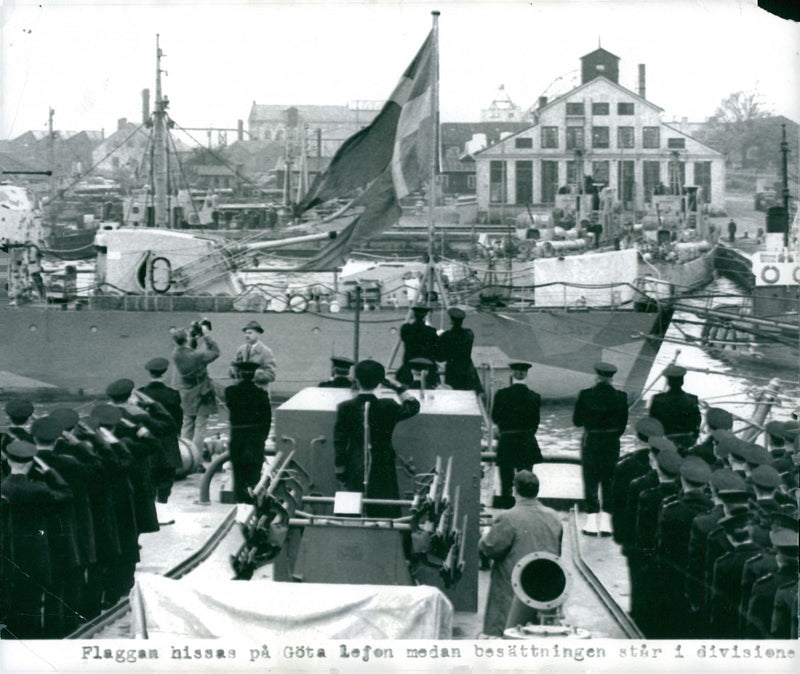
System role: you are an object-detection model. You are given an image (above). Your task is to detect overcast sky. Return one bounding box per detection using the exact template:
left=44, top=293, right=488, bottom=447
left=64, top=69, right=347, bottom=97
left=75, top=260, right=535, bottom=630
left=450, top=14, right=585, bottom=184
left=1, top=0, right=798, bottom=140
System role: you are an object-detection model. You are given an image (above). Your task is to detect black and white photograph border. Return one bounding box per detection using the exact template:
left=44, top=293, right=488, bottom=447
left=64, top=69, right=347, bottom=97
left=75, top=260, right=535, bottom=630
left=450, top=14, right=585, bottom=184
left=1, top=0, right=798, bottom=672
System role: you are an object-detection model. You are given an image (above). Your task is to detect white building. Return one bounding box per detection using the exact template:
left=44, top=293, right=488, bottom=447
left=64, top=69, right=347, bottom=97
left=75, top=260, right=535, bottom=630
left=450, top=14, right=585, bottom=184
left=474, top=48, right=725, bottom=219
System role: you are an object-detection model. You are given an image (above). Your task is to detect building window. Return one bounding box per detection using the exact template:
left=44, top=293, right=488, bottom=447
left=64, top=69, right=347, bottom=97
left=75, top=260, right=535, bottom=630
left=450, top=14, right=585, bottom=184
left=591, top=161, right=609, bottom=186
left=467, top=174, right=476, bottom=190
left=515, top=137, right=533, bottom=149
left=541, top=160, right=558, bottom=204
left=541, top=127, right=558, bottom=149
left=592, top=102, right=609, bottom=116
left=566, top=102, right=584, bottom=116
left=617, top=126, right=634, bottom=148
left=643, top=161, right=661, bottom=202
left=617, top=102, right=634, bottom=115
left=667, top=138, right=686, bottom=149
left=566, top=127, right=584, bottom=150
left=566, top=160, right=579, bottom=187
left=516, top=161, right=533, bottom=204
left=490, top=160, right=506, bottom=203
left=263, top=129, right=272, bottom=141
left=643, top=126, right=660, bottom=149
left=592, top=127, right=610, bottom=149
left=441, top=175, right=449, bottom=189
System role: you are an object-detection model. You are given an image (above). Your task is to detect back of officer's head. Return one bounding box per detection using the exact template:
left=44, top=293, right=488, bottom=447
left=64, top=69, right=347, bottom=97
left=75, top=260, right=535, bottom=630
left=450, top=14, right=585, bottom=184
left=354, top=359, right=385, bottom=390
left=514, top=470, right=540, bottom=498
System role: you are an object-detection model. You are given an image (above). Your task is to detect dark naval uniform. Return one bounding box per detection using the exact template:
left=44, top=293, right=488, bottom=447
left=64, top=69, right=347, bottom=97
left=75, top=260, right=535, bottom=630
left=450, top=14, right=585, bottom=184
left=396, top=310, right=439, bottom=388
left=492, top=363, right=543, bottom=501
left=435, top=308, right=480, bottom=391
left=610, top=448, right=650, bottom=543
left=139, top=358, right=184, bottom=502
left=656, top=475, right=713, bottom=636
left=771, top=580, right=798, bottom=639
left=632, top=478, right=679, bottom=636
left=318, top=356, right=355, bottom=389
left=648, top=365, right=701, bottom=453
left=334, top=380, right=420, bottom=519
left=224, top=363, right=271, bottom=503
left=744, top=560, right=786, bottom=638
left=573, top=365, right=628, bottom=514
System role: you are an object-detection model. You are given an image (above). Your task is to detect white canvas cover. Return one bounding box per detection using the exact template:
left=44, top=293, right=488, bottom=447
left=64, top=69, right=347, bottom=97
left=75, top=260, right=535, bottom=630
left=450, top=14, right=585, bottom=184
left=130, top=574, right=453, bottom=639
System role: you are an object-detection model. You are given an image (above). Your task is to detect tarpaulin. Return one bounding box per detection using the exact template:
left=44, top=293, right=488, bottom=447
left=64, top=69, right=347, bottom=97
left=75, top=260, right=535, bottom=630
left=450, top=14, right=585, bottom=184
left=130, top=574, right=453, bottom=639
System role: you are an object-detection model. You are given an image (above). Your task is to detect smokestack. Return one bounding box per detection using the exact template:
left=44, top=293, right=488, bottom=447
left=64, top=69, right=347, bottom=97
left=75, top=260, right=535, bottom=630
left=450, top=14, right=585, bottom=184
left=638, top=64, right=646, bottom=99
left=538, top=96, right=548, bottom=109
left=117, top=117, right=128, bottom=131
left=237, top=119, right=244, bottom=142
left=142, top=89, right=150, bottom=124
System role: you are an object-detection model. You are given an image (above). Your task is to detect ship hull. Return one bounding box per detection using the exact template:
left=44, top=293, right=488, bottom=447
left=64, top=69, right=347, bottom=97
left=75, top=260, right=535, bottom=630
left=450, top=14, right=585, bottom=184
left=0, top=304, right=669, bottom=402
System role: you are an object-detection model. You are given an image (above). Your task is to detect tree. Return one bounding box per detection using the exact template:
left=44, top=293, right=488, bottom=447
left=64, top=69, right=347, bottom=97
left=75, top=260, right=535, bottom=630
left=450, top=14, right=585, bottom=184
left=701, top=91, right=771, bottom=168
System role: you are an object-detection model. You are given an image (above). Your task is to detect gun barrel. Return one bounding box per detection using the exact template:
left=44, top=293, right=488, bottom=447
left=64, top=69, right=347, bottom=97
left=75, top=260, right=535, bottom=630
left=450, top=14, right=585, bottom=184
left=246, top=231, right=336, bottom=252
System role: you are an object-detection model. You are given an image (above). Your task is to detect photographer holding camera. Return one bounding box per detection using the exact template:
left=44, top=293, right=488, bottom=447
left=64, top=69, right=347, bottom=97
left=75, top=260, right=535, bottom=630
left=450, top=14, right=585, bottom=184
left=171, top=318, right=220, bottom=457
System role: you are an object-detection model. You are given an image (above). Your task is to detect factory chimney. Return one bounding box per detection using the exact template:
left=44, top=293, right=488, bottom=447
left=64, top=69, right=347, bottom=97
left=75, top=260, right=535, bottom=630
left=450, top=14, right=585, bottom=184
left=638, top=64, right=646, bottom=99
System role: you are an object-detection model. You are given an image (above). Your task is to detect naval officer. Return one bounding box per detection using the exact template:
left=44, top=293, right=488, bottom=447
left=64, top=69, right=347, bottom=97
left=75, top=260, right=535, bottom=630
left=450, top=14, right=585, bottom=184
left=491, top=361, right=542, bottom=508
left=649, top=364, right=701, bottom=453
left=396, top=305, right=439, bottom=388
left=573, top=362, right=629, bottom=535
left=435, top=307, right=481, bottom=392
left=333, top=360, right=420, bottom=518
left=318, top=356, right=355, bottom=388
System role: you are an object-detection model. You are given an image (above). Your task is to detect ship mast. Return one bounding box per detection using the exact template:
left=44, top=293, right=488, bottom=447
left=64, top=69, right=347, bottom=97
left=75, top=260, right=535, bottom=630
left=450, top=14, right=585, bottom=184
left=152, top=34, right=169, bottom=228
left=780, top=123, right=789, bottom=249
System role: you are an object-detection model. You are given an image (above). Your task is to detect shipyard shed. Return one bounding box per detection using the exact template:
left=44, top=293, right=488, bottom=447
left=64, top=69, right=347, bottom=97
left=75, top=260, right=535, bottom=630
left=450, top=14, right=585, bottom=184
left=474, top=47, right=725, bottom=219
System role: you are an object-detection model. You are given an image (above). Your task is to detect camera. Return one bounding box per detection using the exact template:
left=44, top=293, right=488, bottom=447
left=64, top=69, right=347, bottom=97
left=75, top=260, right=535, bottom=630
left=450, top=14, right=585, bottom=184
left=189, top=318, right=212, bottom=339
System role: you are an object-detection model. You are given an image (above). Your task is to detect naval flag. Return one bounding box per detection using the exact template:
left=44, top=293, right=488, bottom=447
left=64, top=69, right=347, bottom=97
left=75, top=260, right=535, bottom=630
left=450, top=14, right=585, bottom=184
left=296, top=30, right=435, bottom=268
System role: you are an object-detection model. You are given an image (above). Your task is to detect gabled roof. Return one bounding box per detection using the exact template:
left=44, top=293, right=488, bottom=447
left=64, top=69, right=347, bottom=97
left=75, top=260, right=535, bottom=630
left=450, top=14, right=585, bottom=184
left=539, top=75, right=663, bottom=115
left=580, top=47, right=620, bottom=62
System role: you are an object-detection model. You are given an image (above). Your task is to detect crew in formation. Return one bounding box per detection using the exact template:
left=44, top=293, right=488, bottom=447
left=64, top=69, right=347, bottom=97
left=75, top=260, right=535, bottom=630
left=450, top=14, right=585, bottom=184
left=610, top=409, right=799, bottom=639
left=1, top=313, right=797, bottom=641
left=0, top=371, right=181, bottom=639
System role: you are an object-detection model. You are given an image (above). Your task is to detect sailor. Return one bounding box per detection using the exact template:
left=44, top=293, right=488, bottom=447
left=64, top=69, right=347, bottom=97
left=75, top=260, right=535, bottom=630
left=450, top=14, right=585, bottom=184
left=48, top=407, right=107, bottom=621
left=654, top=456, right=713, bottom=638
left=88, top=403, right=138, bottom=607
left=224, top=361, right=271, bottom=504
left=780, top=419, right=800, bottom=452
left=741, top=510, right=787, bottom=638
left=1, top=399, right=35, bottom=458
left=105, top=378, right=163, bottom=537
left=573, top=361, right=628, bottom=535
left=768, top=515, right=799, bottom=639
left=435, top=307, right=481, bottom=392
left=138, top=358, right=183, bottom=513
left=318, top=356, right=355, bottom=389
left=172, top=324, right=220, bottom=456
left=703, top=490, right=752, bottom=638
left=623, top=435, right=674, bottom=624
left=491, top=361, right=543, bottom=508
left=686, top=407, right=733, bottom=466
left=631, top=448, right=682, bottom=636
left=684, top=468, right=746, bottom=637
left=478, top=470, right=562, bottom=637
left=230, top=320, right=278, bottom=387
left=30, top=415, right=85, bottom=637
left=333, top=359, right=420, bottom=518
left=727, top=218, right=737, bottom=242
left=396, top=305, right=439, bottom=389
left=709, top=510, right=762, bottom=639
left=0, top=440, right=71, bottom=639
left=763, top=421, right=794, bottom=474
left=609, top=416, right=664, bottom=544
left=648, top=364, right=701, bottom=453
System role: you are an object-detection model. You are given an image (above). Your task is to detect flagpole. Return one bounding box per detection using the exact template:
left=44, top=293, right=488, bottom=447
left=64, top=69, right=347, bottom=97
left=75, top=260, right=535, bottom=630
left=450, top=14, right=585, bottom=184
left=426, top=10, right=440, bottom=308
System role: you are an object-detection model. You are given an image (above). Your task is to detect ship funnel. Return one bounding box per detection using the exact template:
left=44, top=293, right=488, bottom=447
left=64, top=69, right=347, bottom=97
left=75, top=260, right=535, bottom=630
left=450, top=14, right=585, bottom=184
left=504, top=552, right=571, bottom=629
